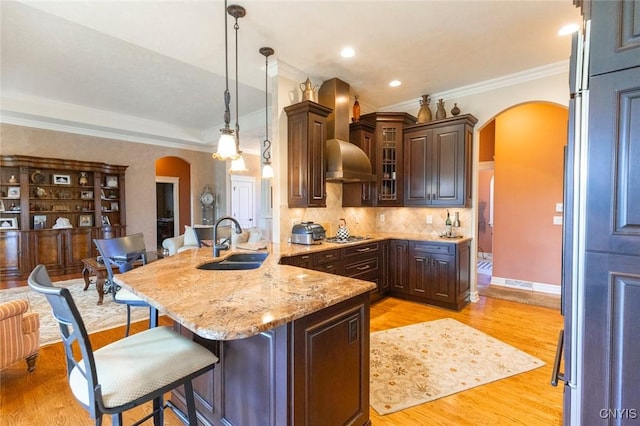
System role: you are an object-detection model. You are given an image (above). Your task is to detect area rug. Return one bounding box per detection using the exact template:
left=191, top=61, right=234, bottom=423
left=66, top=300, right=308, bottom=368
left=0, top=279, right=147, bottom=346
left=369, top=318, right=545, bottom=415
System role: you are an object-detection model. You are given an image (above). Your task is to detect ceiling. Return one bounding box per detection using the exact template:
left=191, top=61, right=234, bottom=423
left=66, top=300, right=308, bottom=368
left=0, top=0, right=581, bottom=154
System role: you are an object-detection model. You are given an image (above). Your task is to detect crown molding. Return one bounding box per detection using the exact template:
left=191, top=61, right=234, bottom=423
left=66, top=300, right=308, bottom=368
left=381, top=60, right=570, bottom=112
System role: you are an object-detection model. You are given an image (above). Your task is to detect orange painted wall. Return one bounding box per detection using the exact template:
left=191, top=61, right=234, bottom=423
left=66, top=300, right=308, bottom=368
left=155, top=156, right=191, bottom=232
left=477, top=169, right=494, bottom=255
left=479, top=120, right=496, bottom=162
left=492, top=103, right=567, bottom=286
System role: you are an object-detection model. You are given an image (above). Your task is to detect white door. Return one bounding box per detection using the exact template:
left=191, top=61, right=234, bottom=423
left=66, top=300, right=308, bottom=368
left=230, top=175, right=255, bottom=229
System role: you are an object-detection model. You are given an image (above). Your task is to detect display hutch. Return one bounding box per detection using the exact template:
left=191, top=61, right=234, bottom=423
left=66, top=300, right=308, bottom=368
left=360, top=112, right=416, bottom=206
left=0, top=155, right=127, bottom=280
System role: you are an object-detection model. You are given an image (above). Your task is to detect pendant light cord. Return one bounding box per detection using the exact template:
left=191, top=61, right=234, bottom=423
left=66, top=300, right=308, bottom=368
left=260, top=47, right=274, bottom=165
left=234, top=14, right=240, bottom=151
left=222, top=0, right=231, bottom=130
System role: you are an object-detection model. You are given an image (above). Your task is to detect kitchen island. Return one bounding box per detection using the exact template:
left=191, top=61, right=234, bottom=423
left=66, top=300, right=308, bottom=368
left=114, top=244, right=376, bottom=426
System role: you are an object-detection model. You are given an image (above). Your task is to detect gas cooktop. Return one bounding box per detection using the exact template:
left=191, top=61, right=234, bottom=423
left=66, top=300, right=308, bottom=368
left=324, top=236, right=372, bottom=244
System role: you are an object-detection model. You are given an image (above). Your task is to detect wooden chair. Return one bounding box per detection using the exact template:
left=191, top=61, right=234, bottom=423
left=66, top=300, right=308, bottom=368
left=28, top=264, right=218, bottom=426
left=93, top=233, right=154, bottom=336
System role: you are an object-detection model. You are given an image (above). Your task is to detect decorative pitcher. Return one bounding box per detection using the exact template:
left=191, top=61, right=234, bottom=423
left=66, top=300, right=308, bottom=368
left=300, top=77, right=317, bottom=102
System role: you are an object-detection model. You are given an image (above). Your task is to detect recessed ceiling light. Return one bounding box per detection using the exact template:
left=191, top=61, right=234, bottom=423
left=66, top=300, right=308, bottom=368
left=558, top=23, right=580, bottom=35
left=341, top=47, right=355, bottom=58
left=389, top=80, right=402, bottom=87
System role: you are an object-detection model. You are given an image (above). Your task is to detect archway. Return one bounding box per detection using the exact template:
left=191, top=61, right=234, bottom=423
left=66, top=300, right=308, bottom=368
left=476, top=102, right=568, bottom=299
left=155, top=156, right=191, bottom=248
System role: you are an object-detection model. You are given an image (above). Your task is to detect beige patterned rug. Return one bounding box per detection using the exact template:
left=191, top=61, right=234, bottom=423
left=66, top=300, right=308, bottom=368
left=0, top=279, right=147, bottom=346
left=370, top=318, right=545, bottom=415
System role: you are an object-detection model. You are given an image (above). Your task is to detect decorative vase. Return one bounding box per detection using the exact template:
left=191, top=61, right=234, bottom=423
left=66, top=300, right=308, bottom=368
left=352, top=96, right=361, bottom=122
left=435, top=99, right=447, bottom=120
left=79, top=172, right=89, bottom=186
left=451, top=103, right=461, bottom=116
left=416, top=95, right=432, bottom=123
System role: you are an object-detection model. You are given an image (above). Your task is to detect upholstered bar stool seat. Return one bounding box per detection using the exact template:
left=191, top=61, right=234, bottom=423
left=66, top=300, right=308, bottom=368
left=69, top=326, right=215, bottom=408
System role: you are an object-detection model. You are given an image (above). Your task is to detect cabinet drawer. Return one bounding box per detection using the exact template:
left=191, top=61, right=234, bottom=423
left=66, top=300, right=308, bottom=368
left=344, top=257, right=380, bottom=279
left=311, top=249, right=342, bottom=265
left=343, top=241, right=380, bottom=258
left=282, top=254, right=311, bottom=268
left=312, top=261, right=344, bottom=275
left=411, top=241, right=454, bottom=255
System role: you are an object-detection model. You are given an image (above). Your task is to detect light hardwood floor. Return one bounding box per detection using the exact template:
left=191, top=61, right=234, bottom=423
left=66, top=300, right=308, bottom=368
left=0, top=293, right=563, bottom=425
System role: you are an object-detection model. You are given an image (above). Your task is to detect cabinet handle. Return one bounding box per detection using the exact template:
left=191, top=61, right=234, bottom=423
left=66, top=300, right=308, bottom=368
left=356, top=247, right=371, bottom=252
left=551, top=330, right=565, bottom=386
left=301, top=255, right=310, bottom=259
left=356, top=265, right=371, bottom=271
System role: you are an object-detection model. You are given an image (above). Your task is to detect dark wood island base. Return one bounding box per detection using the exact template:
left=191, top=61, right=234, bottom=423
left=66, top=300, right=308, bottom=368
left=170, top=292, right=371, bottom=426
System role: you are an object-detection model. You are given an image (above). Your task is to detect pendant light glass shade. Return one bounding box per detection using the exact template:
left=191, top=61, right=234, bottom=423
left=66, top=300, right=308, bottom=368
left=262, top=163, right=274, bottom=178
left=229, top=152, right=248, bottom=172
left=213, top=128, right=238, bottom=160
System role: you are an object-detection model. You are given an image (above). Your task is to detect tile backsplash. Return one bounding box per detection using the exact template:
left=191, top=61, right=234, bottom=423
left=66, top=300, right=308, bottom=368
left=279, top=183, right=472, bottom=242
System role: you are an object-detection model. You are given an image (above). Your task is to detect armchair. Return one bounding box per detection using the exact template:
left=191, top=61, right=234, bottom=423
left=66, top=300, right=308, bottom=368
left=0, top=299, right=40, bottom=372
left=161, top=224, right=264, bottom=255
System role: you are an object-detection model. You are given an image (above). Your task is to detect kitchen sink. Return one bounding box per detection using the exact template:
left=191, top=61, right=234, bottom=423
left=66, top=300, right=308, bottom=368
left=224, top=253, right=269, bottom=262
left=197, top=252, right=268, bottom=271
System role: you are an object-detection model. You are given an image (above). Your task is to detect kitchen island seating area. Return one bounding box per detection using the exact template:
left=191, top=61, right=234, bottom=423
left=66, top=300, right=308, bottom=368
left=93, top=233, right=156, bottom=336
left=27, top=264, right=219, bottom=426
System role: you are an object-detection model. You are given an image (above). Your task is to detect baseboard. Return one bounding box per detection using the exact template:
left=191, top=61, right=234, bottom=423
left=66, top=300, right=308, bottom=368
left=490, top=276, right=561, bottom=295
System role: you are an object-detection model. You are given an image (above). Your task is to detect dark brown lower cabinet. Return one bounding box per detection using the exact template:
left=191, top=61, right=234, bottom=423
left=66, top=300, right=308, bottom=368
left=0, top=226, right=123, bottom=281
left=388, top=240, right=409, bottom=294
left=171, top=293, right=371, bottom=426
left=390, top=239, right=470, bottom=311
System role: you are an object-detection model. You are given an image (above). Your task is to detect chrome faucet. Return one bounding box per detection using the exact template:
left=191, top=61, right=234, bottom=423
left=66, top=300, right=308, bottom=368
left=213, top=216, right=243, bottom=257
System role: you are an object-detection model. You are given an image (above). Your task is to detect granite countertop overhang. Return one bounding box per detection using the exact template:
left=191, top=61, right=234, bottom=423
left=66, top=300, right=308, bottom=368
left=113, top=244, right=377, bottom=341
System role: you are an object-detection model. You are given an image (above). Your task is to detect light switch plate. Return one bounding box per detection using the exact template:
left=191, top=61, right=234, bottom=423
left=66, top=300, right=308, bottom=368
left=555, top=203, right=563, bottom=212
left=553, top=216, right=563, bottom=225
left=426, top=215, right=433, bottom=224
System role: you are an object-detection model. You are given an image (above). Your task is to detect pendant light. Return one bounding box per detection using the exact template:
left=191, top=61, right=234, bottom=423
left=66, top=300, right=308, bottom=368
left=213, top=1, right=242, bottom=161
left=228, top=3, right=248, bottom=172
left=260, top=47, right=274, bottom=179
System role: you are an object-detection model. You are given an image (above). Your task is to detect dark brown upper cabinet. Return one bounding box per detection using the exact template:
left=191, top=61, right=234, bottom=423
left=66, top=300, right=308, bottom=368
left=403, top=114, right=477, bottom=207
left=285, top=101, right=332, bottom=208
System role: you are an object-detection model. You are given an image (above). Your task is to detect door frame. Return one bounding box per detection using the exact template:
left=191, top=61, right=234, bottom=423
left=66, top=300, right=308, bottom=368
left=156, top=176, right=180, bottom=237
left=229, top=175, right=256, bottom=229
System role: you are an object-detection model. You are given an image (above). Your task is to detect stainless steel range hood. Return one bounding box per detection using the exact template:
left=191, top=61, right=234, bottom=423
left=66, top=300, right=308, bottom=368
left=318, top=78, right=375, bottom=182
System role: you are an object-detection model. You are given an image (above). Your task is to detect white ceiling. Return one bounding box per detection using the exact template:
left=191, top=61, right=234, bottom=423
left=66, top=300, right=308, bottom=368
left=0, top=0, right=581, bottom=154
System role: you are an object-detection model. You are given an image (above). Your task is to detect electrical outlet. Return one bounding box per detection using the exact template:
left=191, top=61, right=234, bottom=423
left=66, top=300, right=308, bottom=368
left=426, top=215, right=433, bottom=224
left=556, top=203, right=563, bottom=212
left=379, top=214, right=385, bottom=223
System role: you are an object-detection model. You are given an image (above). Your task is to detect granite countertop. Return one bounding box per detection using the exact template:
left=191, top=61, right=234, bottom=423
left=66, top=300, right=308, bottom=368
left=278, top=232, right=472, bottom=258
left=114, top=233, right=469, bottom=341
left=113, top=244, right=376, bottom=341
